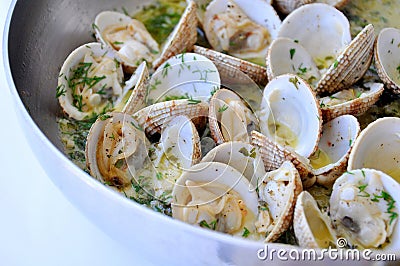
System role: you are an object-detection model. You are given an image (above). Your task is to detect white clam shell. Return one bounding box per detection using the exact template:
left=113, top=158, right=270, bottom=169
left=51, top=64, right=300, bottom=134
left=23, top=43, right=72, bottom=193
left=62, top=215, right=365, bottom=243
left=94, top=11, right=159, bottom=73
left=58, top=42, right=127, bottom=120
left=330, top=169, right=400, bottom=251
left=311, top=115, right=360, bottom=186
left=276, top=4, right=374, bottom=95
left=172, top=161, right=259, bottom=237
left=257, top=161, right=303, bottom=242
left=374, top=27, right=400, bottom=94
left=348, top=117, right=400, bottom=183
left=85, top=112, right=149, bottom=186
left=203, top=0, right=281, bottom=62
left=201, top=141, right=266, bottom=188
left=293, top=191, right=337, bottom=248
left=259, top=74, right=322, bottom=158
left=319, top=82, right=384, bottom=122
left=146, top=53, right=220, bottom=105
left=209, top=89, right=258, bottom=144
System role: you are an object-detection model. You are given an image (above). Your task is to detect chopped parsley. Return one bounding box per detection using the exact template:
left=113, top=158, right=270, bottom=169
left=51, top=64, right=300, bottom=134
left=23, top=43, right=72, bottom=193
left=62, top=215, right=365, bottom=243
left=56, top=84, right=66, bottom=98
left=218, top=104, right=228, bottom=112
left=242, top=227, right=250, bottom=238
left=289, top=76, right=299, bottom=89
left=199, top=220, right=217, bottom=230
left=289, top=48, right=296, bottom=60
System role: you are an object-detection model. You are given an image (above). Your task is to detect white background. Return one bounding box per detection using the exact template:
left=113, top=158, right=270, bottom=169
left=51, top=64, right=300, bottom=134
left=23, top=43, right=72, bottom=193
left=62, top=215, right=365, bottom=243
left=0, top=1, right=151, bottom=265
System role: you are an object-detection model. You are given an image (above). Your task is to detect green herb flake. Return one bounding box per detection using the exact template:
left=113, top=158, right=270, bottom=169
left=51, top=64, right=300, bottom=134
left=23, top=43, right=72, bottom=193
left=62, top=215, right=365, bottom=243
left=218, top=104, right=228, bottom=113
left=242, top=227, right=250, bottom=238
left=349, top=139, right=353, bottom=146
left=99, top=114, right=112, bottom=121
left=333, top=60, right=339, bottom=69
left=156, top=172, right=163, bottom=180
left=238, top=147, right=249, bottom=157
left=188, top=97, right=201, bottom=105
left=113, top=41, right=124, bottom=45
left=199, top=220, right=211, bottom=229
left=56, top=84, right=66, bottom=98
left=290, top=48, right=296, bottom=60
left=114, top=159, right=124, bottom=169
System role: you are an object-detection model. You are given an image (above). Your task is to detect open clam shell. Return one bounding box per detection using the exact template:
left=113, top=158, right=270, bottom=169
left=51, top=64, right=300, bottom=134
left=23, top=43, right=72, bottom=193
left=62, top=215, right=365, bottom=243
left=133, top=99, right=209, bottom=137
left=58, top=42, right=129, bottom=121
left=310, top=115, right=360, bottom=186
left=193, top=45, right=268, bottom=86
left=257, top=161, right=303, bottom=242
left=146, top=53, right=220, bottom=105
left=172, top=161, right=261, bottom=239
left=94, top=1, right=198, bottom=72
left=273, top=0, right=349, bottom=15
left=152, top=0, right=198, bottom=69
left=319, top=82, right=384, bottom=122
left=374, top=27, right=400, bottom=94
left=145, top=115, right=202, bottom=200
left=276, top=3, right=374, bottom=95
left=85, top=112, right=149, bottom=187
left=201, top=141, right=266, bottom=188
left=293, top=191, right=337, bottom=248
left=203, top=0, right=281, bottom=64
left=348, top=117, right=400, bottom=184
left=330, top=169, right=400, bottom=250
left=209, top=89, right=259, bottom=144
left=251, top=131, right=316, bottom=188
left=120, top=61, right=149, bottom=115
left=258, top=74, right=322, bottom=158
left=94, top=11, right=160, bottom=73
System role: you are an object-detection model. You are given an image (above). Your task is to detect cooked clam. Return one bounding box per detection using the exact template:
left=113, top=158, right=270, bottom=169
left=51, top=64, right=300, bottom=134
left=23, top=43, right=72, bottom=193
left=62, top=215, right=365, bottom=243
left=58, top=42, right=133, bottom=121
left=85, top=112, right=149, bottom=187
left=203, top=0, right=281, bottom=64
left=94, top=11, right=159, bottom=73
left=310, top=115, right=360, bottom=186
left=251, top=130, right=316, bottom=188
left=172, top=162, right=262, bottom=239
left=348, top=117, right=400, bottom=183
left=201, top=141, right=266, bottom=188
left=145, top=53, right=220, bottom=105
left=209, top=89, right=258, bottom=144
left=133, top=99, right=209, bottom=137
left=273, top=0, right=349, bottom=15
left=94, top=1, right=198, bottom=72
left=374, top=27, right=400, bottom=94
left=319, top=82, right=384, bottom=122
left=258, top=74, right=322, bottom=158
left=275, top=3, right=374, bottom=95
left=330, top=169, right=400, bottom=249
left=256, top=161, right=303, bottom=242
left=293, top=191, right=337, bottom=248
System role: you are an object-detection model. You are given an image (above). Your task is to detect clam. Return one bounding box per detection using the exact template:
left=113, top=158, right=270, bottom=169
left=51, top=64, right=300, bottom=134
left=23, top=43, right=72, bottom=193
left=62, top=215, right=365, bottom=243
left=293, top=191, right=337, bottom=248
left=203, top=0, right=281, bottom=65
left=145, top=53, right=221, bottom=105
left=193, top=45, right=268, bottom=86
left=140, top=115, right=202, bottom=201
left=133, top=99, right=209, bottom=137
left=374, top=27, right=400, bottom=94
left=58, top=42, right=135, bottom=121
left=310, top=115, right=360, bottom=186
left=120, top=61, right=149, bottom=115
left=319, top=82, right=384, bottom=122
left=94, top=1, right=197, bottom=72
left=86, top=112, right=201, bottom=201
left=209, top=89, right=259, bottom=144
left=330, top=169, right=400, bottom=250
left=272, top=3, right=374, bottom=95
left=172, top=161, right=262, bottom=240
left=85, top=112, right=150, bottom=187
left=251, top=130, right=316, bottom=188
left=94, top=11, right=159, bottom=73
left=256, top=161, right=303, bottom=242
left=273, top=0, right=349, bottom=15
left=258, top=74, right=322, bottom=158
left=348, top=117, right=400, bottom=184
left=201, top=141, right=266, bottom=188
